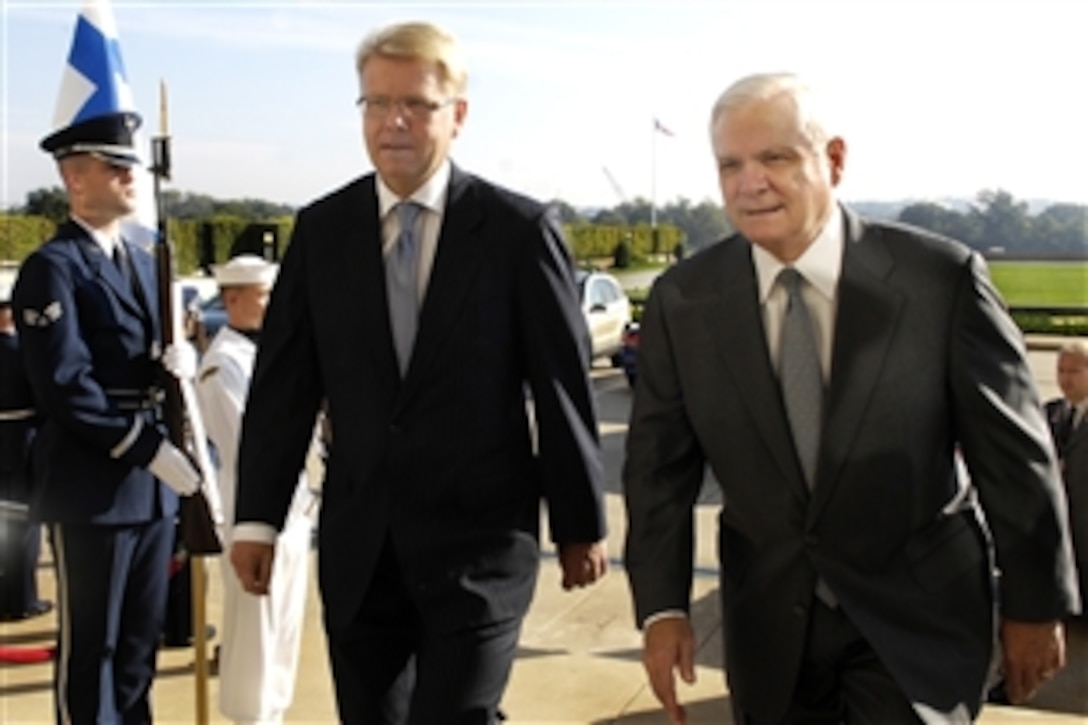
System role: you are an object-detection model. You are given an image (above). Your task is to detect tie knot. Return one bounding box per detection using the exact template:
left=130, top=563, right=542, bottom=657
left=397, top=201, right=423, bottom=233
left=778, top=267, right=804, bottom=296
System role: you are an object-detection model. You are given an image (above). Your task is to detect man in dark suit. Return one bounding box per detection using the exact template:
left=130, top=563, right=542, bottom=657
left=230, top=21, right=608, bottom=723
left=14, top=110, right=202, bottom=722
left=623, top=72, right=1079, bottom=724
left=1047, top=341, right=1088, bottom=607
left=0, top=283, right=50, bottom=622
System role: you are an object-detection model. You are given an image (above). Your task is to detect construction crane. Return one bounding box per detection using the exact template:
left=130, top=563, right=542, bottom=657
left=602, top=166, right=628, bottom=204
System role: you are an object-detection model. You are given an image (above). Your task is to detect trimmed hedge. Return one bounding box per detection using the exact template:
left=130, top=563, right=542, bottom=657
left=564, top=223, right=683, bottom=263
left=0, top=215, right=56, bottom=261
left=0, top=213, right=294, bottom=276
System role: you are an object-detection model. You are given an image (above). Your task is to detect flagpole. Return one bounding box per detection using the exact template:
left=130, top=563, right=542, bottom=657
left=650, top=118, right=658, bottom=259
left=152, top=79, right=213, bottom=725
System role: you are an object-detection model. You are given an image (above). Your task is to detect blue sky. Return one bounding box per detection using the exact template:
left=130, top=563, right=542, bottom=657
left=3, top=0, right=1086, bottom=211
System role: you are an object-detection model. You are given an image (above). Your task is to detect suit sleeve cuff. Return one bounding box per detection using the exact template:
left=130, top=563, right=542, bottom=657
left=642, top=609, right=688, bottom=630
left=231, top=522, right=278, bottom=545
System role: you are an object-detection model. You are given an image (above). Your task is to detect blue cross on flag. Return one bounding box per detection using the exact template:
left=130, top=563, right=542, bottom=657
left=50, top=0, right=137, bottom=134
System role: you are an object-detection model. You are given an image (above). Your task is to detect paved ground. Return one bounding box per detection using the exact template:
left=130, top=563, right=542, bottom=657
left=2, top=349, right=1086, bottom=723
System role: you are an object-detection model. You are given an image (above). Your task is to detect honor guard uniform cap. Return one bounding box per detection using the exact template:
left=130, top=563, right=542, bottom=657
left=39, top=110, right=142, bottom=168
left=0, top=284, right=11, bottom=306
left=214, top=255, right=279, bottom=288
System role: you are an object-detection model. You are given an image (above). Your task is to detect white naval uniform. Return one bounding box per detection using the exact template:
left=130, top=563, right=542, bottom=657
left=196, top=326, right=318, bottom=724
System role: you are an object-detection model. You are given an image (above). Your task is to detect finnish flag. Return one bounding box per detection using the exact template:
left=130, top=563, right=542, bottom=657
left=50, top=0, right=138, bottom=140
left=43, top=0, right=158, bottom=241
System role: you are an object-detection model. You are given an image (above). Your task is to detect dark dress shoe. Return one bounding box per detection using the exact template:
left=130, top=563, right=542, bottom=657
left=986, top=679, right=1010, bottom=705
left=0, top=600, right=53, bottom=622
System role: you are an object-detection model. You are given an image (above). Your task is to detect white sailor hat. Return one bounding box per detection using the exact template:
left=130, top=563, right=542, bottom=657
left=213, top=255, right=279, bottom=288
left=0, top=284, right=11, bottom=306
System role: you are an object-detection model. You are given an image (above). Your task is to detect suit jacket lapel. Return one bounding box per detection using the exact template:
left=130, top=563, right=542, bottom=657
left=809, top=209, right=904, bottom=524
left=703, top=240, right=809, bottom=502
left=1067, top=416, right=1088, bottom=455
left=401, top=166, right=484, bottom=390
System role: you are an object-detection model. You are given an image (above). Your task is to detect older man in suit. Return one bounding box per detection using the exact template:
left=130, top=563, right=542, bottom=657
left=1047, top=341, right=1088, bottom=608
left=230, top=20, right=608, bottom=723
left=623, top=72, right=1079, bottom=724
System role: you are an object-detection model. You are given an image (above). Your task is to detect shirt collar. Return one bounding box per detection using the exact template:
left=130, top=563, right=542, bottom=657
left=71, top=215, right=121, bottom=257
left=376, top=159, right=451, bottom=219
left=752, top=205, right=844, bottom=304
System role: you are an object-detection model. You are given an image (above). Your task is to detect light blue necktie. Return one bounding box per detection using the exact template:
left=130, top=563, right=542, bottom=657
left=778, top=268, right=837, bottom=607
left=387, top=202, right=422, bottom=375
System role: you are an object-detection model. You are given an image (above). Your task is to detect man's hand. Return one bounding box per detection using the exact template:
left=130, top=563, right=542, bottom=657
left=643, top=616, right=696, bottom=725
left=999, top=618, right=1066, bottom=704
left=230, top=540, right=276, bottom=596
left=558, top=540, right=607, bottom=590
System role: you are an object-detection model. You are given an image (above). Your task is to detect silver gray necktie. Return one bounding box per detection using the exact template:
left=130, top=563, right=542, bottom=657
left=778, top=268, right=837, bottom=607
left=387, top=202, right=422, bottom=375
left=778, top=268, right=823, bottom=488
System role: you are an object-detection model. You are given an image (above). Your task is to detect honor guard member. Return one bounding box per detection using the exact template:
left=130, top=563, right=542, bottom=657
left=13, top=109, right=203, bottom=723
left=0, top=282, right=51, bottom=622
left=195, top=255, right=319, bottom=724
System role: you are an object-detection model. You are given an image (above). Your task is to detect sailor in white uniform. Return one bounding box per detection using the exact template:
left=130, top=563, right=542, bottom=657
left=195, top=255, right=319, bottom=724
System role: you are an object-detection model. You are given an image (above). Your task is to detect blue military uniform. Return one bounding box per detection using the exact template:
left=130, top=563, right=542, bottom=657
left=0, top=311, right=48, bottom=620
left=14, top=220, right=177, bottom=723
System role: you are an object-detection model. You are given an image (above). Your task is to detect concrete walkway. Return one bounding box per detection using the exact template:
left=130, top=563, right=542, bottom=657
left=3, top=504, right=1087, bottom=724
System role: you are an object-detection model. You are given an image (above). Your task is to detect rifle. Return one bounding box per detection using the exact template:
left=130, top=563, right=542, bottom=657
left=150, top=80, right=218, bottom=725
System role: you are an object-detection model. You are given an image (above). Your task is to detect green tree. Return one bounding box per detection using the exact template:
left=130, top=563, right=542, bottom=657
left=970, top=189, right=1031, bottom=254
left=1033, top=203, right=1087, bottom=255
left=23, top=187, right=68, bottom=223
left=547, top=199, right=584, bottom=224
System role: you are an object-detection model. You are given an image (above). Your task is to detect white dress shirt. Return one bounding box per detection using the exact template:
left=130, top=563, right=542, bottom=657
left=751, top=209, right=845, bottom=379
left=376, top=159, right=451, bottom=303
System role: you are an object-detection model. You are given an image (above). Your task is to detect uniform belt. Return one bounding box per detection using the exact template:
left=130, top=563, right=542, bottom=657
left=0, top=408, right=35, bottom=422
left=106, top=388, right=165, bottom=412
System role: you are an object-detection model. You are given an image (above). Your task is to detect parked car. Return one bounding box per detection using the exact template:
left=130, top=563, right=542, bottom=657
left=196, top=293, right=228, bottom=340
left=576, top=270, right=631, bottom=366
left=620, top=322, right=640, bottom=386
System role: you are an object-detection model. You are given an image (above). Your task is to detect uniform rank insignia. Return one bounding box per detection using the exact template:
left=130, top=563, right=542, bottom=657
left=23, top=301, right=63, bottom=327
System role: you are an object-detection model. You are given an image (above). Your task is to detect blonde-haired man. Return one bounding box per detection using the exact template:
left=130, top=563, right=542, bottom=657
left=231, top=21, right=607, bottom=721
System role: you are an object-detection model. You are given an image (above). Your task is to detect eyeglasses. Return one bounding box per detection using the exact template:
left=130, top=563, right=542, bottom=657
left=356, top=95, right=456, bottom=120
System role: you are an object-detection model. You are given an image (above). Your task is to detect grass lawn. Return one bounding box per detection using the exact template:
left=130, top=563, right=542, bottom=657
left=987, top=260, right=1087, bottom=307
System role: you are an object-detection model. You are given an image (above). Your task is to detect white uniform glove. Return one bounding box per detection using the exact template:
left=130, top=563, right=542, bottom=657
left=148, top=440, right=200, bottom=496
left=161, top=342, right=198, bottom=380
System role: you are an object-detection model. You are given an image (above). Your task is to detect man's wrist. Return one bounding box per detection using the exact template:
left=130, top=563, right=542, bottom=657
left=643, top=609, right=688, bottom=630
left=232, top=522, right=277, bottom=544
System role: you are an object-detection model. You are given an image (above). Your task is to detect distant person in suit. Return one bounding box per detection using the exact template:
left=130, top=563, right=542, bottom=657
left=14, top=109, right=202, bottom=723
left=196, top=255, right=320, bottom=724
left=0, top=283, right=50, bottom=622
left=1046, top=340, right=1088, bottom=607
left=623, top=72, right=1079, bottom=724
left=229, top=20, right=608, bottom=723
